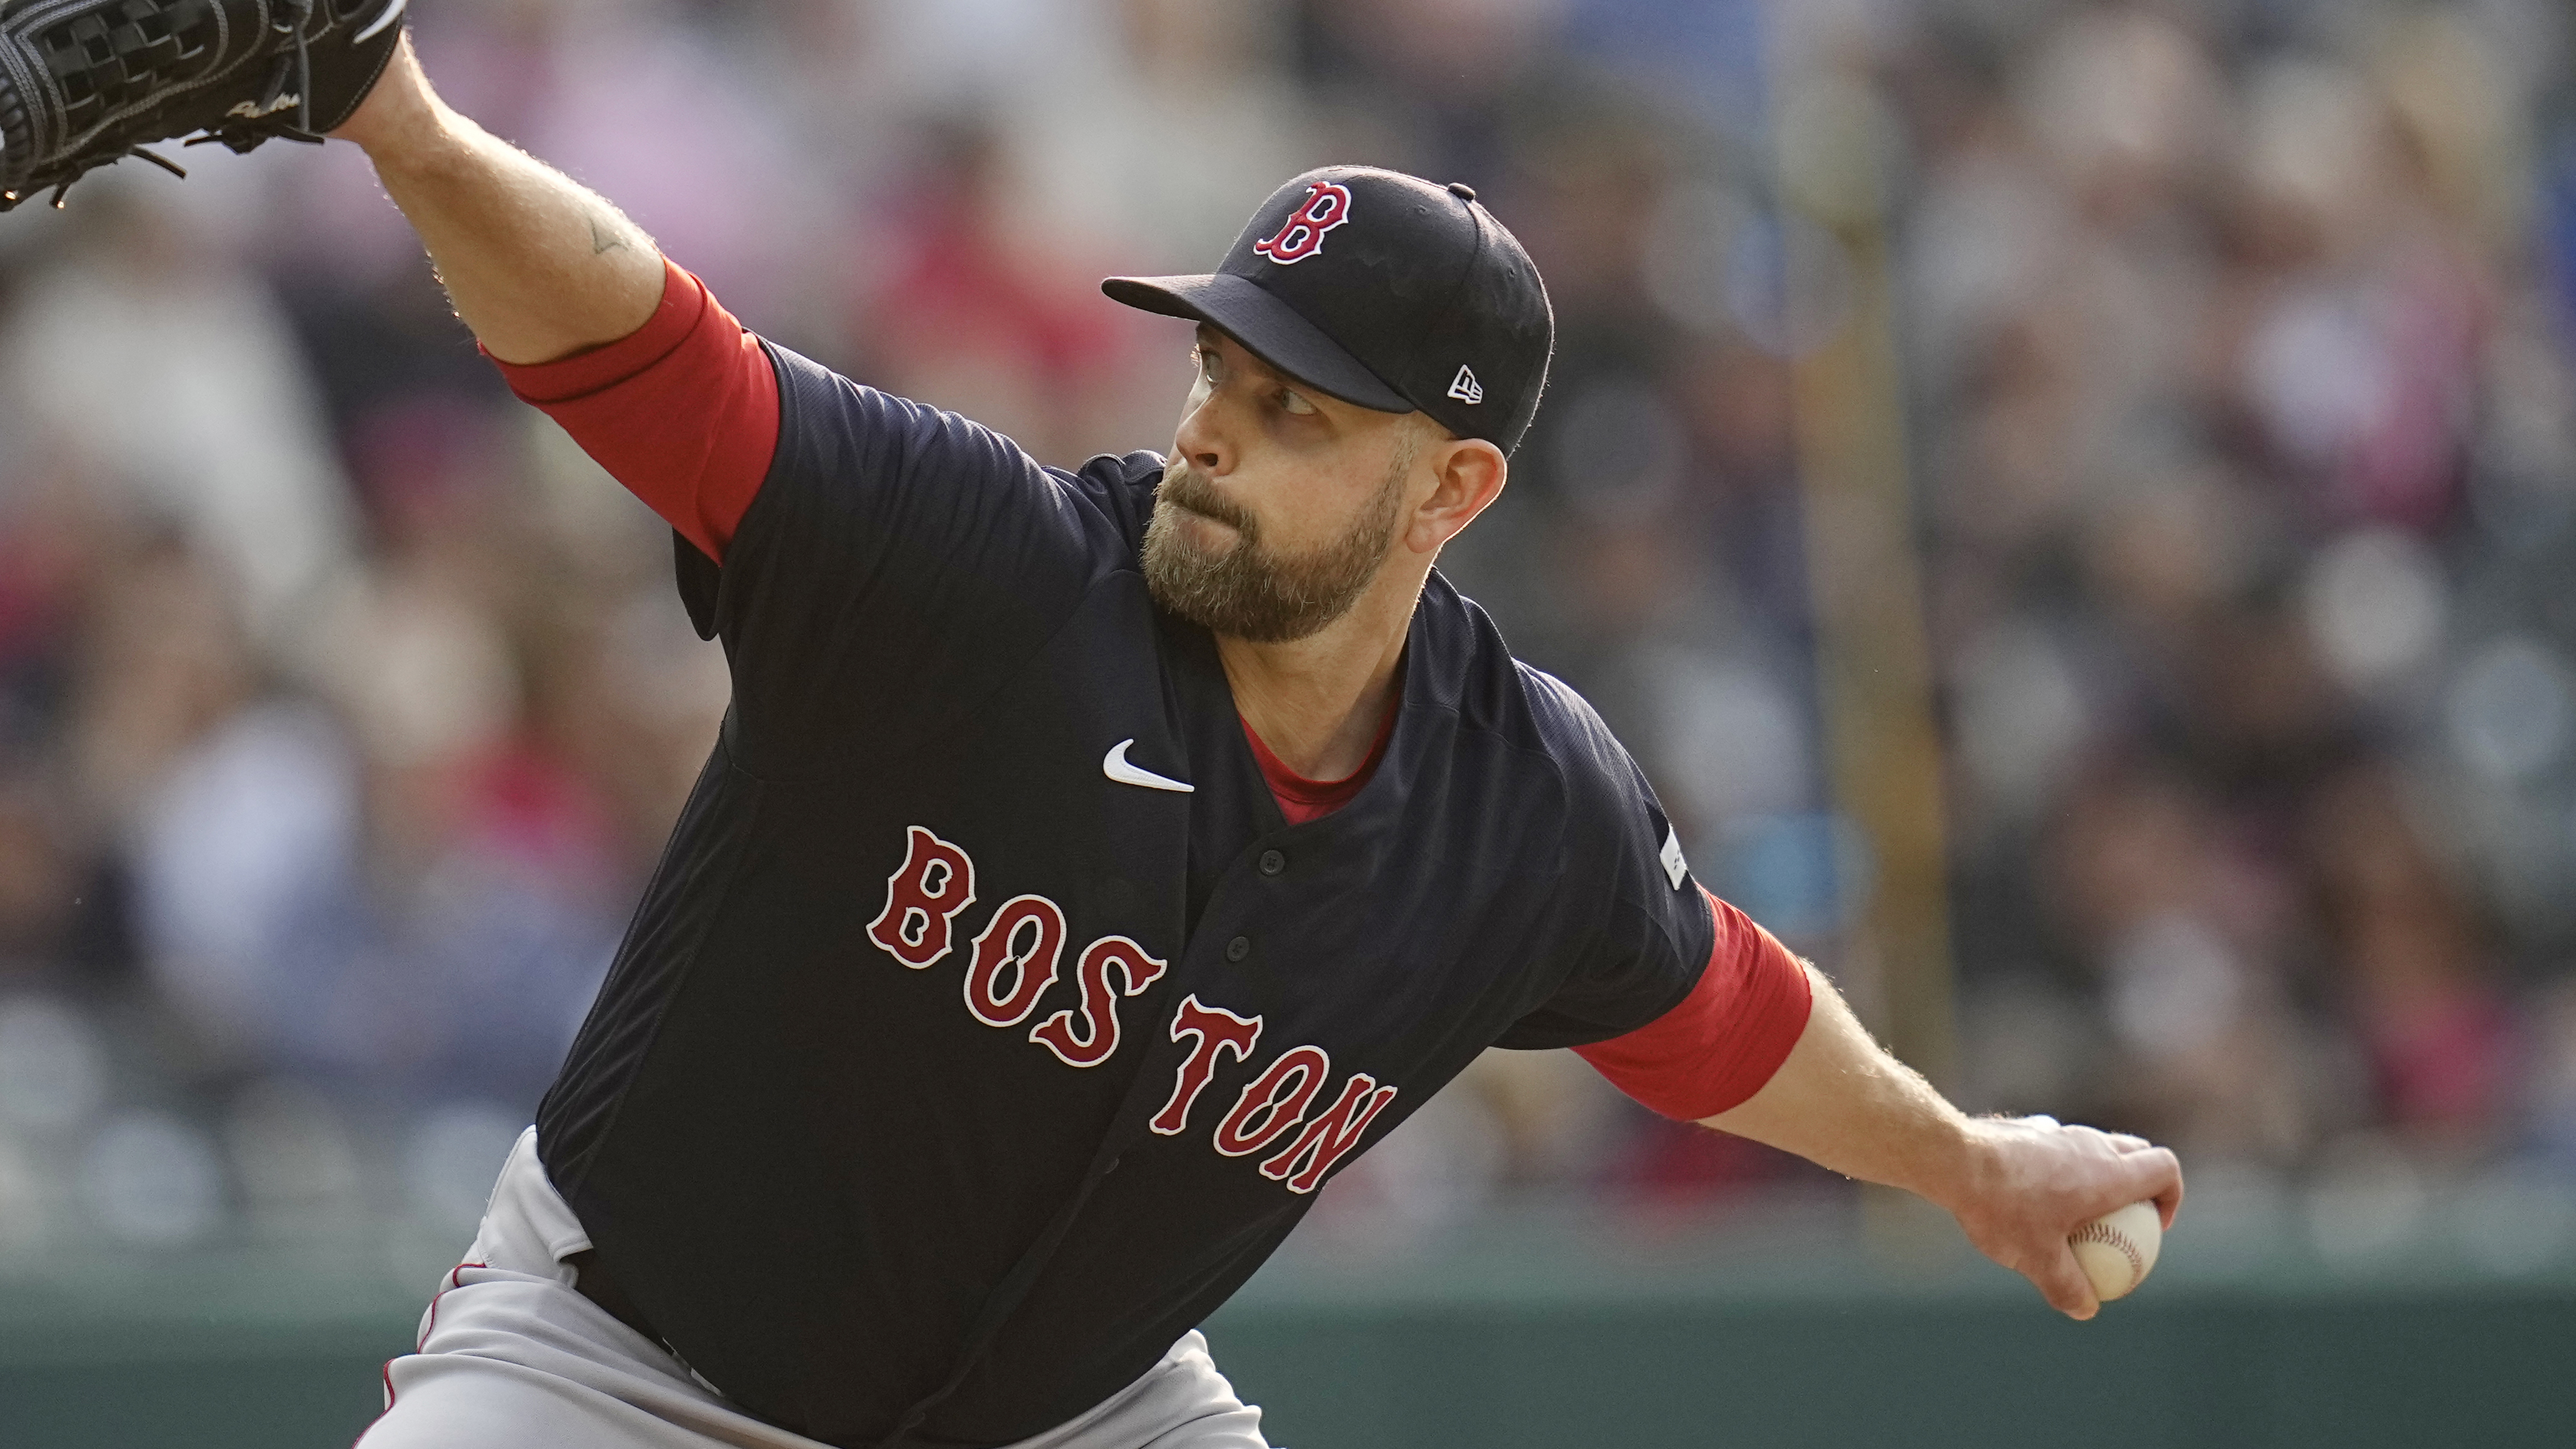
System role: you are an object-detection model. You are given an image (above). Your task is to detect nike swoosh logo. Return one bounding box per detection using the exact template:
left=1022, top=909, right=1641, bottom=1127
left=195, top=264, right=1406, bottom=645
left=1103, top=739, right=1193, bottom=793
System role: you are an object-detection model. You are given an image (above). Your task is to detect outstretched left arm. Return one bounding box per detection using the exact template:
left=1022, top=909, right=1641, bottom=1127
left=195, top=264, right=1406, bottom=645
left=1703, top=964, right=2184, bottom=1321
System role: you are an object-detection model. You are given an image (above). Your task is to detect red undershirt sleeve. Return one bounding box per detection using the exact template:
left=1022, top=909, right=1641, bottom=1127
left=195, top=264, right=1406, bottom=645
left=487, top=257, right=779, bottom=563
left=1572, top=887, right=1814, bottom=1121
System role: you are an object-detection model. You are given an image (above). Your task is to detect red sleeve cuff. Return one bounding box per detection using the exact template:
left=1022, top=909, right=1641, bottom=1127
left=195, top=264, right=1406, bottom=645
left=486, top=258, right=779, bottom=562
left=1573, top=887, right=1814, bottom=1120
left=490, top=257, right=707, bottom=403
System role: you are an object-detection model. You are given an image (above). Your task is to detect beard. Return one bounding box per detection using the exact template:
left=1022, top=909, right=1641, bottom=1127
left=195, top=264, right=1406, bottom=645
left=1140, top=438, right=1417, bottom=644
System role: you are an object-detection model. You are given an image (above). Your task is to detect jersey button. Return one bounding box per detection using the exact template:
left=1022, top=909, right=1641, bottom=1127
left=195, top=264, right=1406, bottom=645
left=1225, top=935, right=1251, bottom=962
left=1258, top=849, right=1286, bottom=876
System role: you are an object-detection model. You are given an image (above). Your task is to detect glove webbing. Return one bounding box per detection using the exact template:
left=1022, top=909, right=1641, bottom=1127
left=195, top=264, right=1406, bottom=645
left=0, top=0, right=345, bottom=211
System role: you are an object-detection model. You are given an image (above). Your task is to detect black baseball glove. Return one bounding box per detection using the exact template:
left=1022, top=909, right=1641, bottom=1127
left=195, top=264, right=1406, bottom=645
left=0, top=0, right=407, bottom=212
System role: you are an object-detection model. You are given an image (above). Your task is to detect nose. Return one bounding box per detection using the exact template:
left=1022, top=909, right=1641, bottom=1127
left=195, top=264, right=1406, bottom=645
left=1174, top=387, right=1233, bottom=477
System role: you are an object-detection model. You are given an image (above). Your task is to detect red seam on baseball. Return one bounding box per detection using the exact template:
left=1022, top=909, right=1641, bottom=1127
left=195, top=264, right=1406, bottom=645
left=2071, top=1222, right=2143, bottom=1287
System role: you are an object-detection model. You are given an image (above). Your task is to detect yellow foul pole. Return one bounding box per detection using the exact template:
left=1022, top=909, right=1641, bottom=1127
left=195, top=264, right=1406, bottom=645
left=1770, top=51, right=1959, bottom=1103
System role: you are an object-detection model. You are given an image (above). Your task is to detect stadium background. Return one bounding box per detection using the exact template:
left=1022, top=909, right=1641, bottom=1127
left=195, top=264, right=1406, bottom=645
left=1, top=0, right=2574, bottom=1443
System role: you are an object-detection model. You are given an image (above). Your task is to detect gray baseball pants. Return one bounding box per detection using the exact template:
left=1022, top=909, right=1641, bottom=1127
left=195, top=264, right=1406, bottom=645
left=358, top=1130, right=1274, bottom=1449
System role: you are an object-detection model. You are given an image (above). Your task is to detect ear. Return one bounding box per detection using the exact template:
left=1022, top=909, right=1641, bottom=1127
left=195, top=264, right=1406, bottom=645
left=1403, top=436, right=1509, bottom=555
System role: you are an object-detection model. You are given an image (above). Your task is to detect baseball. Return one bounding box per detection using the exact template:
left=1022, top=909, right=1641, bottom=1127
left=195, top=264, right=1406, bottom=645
left=2069, top=1200, right=2163, bottom=1302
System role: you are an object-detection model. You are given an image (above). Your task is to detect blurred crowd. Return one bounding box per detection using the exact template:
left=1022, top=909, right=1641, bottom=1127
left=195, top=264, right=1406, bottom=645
left=1, top=0, right=2574, bottom=1267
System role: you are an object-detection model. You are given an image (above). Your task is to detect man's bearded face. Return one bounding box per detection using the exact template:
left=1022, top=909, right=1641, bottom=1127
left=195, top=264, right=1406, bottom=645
left=1140, top=436, right=1416, bottom=643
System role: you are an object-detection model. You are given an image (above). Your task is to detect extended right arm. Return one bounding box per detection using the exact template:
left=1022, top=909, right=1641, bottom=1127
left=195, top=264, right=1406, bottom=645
left=329, top=36, right=775, bottom=562
left=330, top=36, right=663, bottom=366
left=324, top=33, right=1085, bottom=722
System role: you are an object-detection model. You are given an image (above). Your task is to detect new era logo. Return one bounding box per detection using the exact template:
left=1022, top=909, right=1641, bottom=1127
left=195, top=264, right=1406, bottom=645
left=1447, top=365, right=1484, bottom=405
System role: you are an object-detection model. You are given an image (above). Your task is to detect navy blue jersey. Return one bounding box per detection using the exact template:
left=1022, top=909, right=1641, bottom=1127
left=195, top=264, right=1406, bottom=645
left=534, top=343, right=1715, bottom=1448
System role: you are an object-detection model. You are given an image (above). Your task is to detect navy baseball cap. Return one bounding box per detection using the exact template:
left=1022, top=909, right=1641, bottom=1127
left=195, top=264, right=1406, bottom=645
left=1104, top=166, right=1555, bottom=453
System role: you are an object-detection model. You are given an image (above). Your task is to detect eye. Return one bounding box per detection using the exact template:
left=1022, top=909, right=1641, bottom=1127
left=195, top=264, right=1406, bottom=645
left=1276, top=387, right=1317, bottom=416
left=1193, top=346, right=1220, bottom=385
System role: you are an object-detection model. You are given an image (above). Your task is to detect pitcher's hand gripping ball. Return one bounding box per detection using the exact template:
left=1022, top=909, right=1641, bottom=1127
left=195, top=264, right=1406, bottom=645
left=2070, top=1199, right=2164, bottom=1303
left=0, top=0, right=406, bottom=211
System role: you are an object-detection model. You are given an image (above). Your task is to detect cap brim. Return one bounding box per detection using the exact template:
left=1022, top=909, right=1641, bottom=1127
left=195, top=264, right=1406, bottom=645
left=1101, top=273, right=1414, bottom=415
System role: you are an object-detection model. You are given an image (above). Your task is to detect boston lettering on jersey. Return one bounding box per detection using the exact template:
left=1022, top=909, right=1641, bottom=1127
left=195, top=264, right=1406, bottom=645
left=519, top=332, right=1720, bottom=1449
left=870, top=822, right=1396, bottom=1190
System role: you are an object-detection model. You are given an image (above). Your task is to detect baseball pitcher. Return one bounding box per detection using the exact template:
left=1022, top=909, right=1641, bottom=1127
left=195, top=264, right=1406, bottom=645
left=0, top=8, right=2182, bottom=1448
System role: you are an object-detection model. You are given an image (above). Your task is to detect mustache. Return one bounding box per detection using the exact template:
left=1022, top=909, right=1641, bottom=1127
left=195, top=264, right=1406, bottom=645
left=1157, top=465, right=1257, bottom=535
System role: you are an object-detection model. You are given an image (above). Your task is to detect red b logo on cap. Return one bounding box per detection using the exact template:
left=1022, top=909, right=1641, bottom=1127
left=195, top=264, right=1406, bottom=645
left=1253, top=182, right=1353, bottom=266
